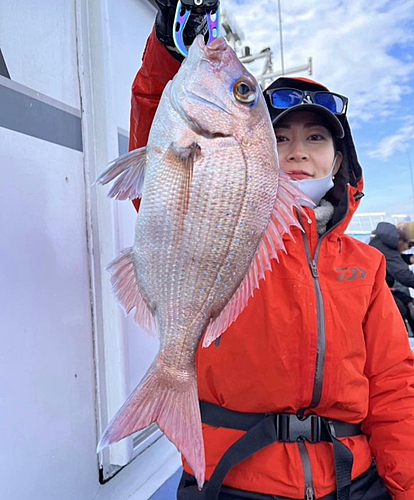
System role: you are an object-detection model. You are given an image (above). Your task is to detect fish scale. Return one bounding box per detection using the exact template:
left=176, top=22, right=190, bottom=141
left=96, top=35, right=311, bottom=489
left=142, top=139, right=248, bottom=329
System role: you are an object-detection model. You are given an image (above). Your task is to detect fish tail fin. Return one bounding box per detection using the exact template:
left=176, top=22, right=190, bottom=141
left=97, top=364, right=205, bottom=488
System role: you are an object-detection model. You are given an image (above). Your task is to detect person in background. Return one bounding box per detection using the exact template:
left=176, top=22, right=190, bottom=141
left=126, top=2, right=414, bottom=498
left=397, top=222, right=414, bottom=259
left=369, top=221, right=414, bottom=335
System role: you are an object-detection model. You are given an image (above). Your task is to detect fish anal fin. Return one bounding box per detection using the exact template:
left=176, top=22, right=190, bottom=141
left=96, top=147, right=147, bottom=201
left=97, top=363, right=205, bottom=489
left=202, top=171, right=312, bottom=348
left=107, top=248, right=157, bottom=337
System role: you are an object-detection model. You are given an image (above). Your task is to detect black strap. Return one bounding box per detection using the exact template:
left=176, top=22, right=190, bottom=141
left=326, top=420, right=355, bottom=500
left=200, top=400, right=362, bottom=439
left=201, top=415, right=278, bottom=500
left=197, top=401, right=362, bottom=500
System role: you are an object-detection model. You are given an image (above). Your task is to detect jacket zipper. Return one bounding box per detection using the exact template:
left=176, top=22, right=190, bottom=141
left=297, top=439, right=315, bottom=500
left=305, top=485, right=315, bottom=500
left=302, top=228, right=326, bottom=408
left=297, top=221, right=321, bottom=500
left=296, top=198, right=351, bottom=499
left=300, top=193, right=351, bottom=409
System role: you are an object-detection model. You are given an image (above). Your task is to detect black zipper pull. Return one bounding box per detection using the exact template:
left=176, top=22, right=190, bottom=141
left=310, top=260, right=319, bottom=278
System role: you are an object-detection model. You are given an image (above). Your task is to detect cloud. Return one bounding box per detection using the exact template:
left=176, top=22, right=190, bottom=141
left=224, top=0, right=414, bottom=125
left=367, top=116, right=414, bottom=159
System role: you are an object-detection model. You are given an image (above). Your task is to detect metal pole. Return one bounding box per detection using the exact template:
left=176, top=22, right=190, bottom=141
left=277, top=0, right=285, bottom=75
left=408, top=152, right=414, bottom=216
left=262, top=63, right=310, bottom=81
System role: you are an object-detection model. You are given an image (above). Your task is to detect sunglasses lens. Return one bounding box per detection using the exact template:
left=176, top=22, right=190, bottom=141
left=271, top=89, right=303, bottom=109
left=313, top=92, right=345, bottom=114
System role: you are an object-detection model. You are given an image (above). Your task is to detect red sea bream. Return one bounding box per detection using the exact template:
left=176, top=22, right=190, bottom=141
left=96, top=35, right=309, bottom=488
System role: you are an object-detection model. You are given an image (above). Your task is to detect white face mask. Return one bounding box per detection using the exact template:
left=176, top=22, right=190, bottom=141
left=290, top=154, right=339, bottom=208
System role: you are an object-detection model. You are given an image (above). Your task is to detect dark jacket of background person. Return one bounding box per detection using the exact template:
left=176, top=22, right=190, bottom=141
left=369, top=222, right=414, bottom=289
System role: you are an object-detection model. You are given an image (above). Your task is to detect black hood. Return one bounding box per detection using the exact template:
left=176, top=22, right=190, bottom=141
left=263, top=77, right=364, bottom=227
left=373, top=222, right=399, bottom=250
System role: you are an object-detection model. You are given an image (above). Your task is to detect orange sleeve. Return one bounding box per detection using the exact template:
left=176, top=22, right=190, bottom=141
left=361, top=255, right=414, bottom=499
left=129, top=27, right=181, bottom=212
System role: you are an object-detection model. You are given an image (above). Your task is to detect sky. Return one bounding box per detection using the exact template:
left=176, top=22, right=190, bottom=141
left=224, top=0, right=414, bottom=220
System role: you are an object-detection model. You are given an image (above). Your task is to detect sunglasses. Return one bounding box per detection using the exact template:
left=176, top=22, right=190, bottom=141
left=266, top=88, right=348, bottom=115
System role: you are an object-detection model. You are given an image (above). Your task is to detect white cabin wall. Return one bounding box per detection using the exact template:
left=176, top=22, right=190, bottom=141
left=0, top=128, right=98, bottom=499
left=0, top=0, right=80, bottom=108
left=0, top=0, right=98, bottom=492
left=0, top=1, right=180, bottom=499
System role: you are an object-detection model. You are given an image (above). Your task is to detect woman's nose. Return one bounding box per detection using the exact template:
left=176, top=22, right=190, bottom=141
left=287, top=141, right=309, bottom=161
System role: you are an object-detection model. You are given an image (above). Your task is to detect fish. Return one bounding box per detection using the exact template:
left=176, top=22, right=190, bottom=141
left=95, top=35, right=310, bottom=489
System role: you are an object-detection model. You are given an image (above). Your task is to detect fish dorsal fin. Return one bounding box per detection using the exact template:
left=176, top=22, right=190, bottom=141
left=96, top=147, right=147, bottom=200
left=107, top=248, right=158, bottom=336
left=202, top=172, right=311, bottom=348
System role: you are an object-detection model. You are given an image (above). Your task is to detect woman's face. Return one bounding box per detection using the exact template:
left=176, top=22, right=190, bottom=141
left=274, top=110, right=342, bottom=179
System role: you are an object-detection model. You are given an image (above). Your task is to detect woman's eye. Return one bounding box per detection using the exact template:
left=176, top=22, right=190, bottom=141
left=275, top=135, right=288, bottom=143
left=308, top=134, right=324, bottom=141
left=233, top=80, right=257, bottom=104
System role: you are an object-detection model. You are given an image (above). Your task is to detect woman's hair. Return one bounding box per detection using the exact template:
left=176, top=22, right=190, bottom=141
left=334, top=136, right=343, bottom=155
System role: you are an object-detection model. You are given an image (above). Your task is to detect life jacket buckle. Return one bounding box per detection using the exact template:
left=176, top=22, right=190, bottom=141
left=277, top=414, right=322, bottom=443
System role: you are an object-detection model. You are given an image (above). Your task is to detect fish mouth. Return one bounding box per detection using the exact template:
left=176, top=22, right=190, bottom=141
left=170, top=93, right=231, bottom=139
left=186, top=89, right=231, bottom=115
left=197, top=35, right=228, bottom=52
left=183, top=90, right=234, bottom=138
left=195, top=35, right=228, bottom=58
left=169, top=83, right=233, bottom=138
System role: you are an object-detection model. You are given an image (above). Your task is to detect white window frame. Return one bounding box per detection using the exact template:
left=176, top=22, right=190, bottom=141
left=75, top=0, right=180, bottom=486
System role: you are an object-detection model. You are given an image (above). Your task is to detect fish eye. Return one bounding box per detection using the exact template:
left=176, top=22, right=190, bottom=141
left=233, top=80, right=256, bottom=104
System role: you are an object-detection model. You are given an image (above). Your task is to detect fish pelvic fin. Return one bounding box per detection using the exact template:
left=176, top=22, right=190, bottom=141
left=107, top=248, right=157, bottom=336
left=97, top=363, right=205, bottom=489
left=95, top=147, right=147, bottom=201
left=203, top=172, right=311, bottom=348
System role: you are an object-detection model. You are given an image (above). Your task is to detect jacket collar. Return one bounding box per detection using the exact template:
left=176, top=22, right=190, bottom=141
left=327, top=177, right=364, bottom=236
left=303, top=177, right=364, bottom=238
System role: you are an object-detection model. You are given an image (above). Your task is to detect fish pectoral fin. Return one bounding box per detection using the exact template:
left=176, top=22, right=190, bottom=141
left=166, top=141, right=200, bottom=214
left=203, top=172, right=312, bottom=349
left=95, top=146, right=147, bottom=201
left=107, top=248, right=158, bottom=337
left=168, top=141, right=200, bottom=163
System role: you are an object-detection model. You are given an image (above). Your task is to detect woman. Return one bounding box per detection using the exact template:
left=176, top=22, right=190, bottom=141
left=127, top=8, right=414, bottom=500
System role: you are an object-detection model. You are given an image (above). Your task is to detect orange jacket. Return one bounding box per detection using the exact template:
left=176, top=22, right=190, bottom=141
left=129, top=30, right=414, bottom=500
